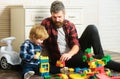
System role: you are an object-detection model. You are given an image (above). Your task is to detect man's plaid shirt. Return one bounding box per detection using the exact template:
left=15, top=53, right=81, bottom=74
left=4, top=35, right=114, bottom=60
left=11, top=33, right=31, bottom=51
left=41, top=17, right=80, bottom=63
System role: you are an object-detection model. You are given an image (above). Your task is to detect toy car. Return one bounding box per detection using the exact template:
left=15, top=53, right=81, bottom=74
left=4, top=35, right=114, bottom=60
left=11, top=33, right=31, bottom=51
left=0, top=37, right=21, bottom=69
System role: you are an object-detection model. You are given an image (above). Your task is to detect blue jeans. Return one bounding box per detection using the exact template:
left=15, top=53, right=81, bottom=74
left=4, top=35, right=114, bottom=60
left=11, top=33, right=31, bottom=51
left=21, top=63, right=39, bottom=77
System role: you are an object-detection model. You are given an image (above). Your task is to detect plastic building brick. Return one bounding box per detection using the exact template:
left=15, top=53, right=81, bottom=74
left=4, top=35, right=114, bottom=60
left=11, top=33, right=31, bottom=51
left=36, top=52, right=41, bottom=57
left=36, top=52, right=50, bottom=78
left=57, top=74, right=68, bottom=79
left=105, top=68, right=111, bottom=76
left=39, top=56, right=50, bottom=77
left=56, top=60, right=65, bottom=67
left=96, top=73, right=111, bottom=79
left=44, top=75, right=51, bottom=79
left=69, top=73, right=88, bottom=79
left=53, top=48, right=119, bottom=79
left=55, top=76, right=62, bottom=79
left=68, top=68, right=74, bottom=72
left=111, top=76, right=120, bottom=79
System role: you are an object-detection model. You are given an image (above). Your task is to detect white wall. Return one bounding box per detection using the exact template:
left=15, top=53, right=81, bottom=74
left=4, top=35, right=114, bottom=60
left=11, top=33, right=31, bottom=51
left=98, top=0, right=120, bottom=52
left=0, top=0, right=120, bottom=52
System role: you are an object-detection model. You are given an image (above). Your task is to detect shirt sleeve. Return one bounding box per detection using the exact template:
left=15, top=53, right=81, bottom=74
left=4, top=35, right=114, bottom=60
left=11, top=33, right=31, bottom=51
left=20, top=41, right=34, bottom=62
left=67, top=22, right=80, bottom=47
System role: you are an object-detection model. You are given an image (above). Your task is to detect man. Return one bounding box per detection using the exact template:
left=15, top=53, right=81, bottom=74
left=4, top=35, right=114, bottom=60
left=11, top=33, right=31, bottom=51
left=41, top=0, right=120, bottom=74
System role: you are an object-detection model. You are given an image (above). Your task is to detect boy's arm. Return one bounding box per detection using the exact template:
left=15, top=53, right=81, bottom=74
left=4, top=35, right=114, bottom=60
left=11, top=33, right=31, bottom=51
left=20, top=44, right=34, bottom=61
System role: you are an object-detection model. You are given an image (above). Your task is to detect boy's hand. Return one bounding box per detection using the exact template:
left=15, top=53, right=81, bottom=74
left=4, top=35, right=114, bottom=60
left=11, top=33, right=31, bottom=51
left=34, top=55, right=39, bottom=59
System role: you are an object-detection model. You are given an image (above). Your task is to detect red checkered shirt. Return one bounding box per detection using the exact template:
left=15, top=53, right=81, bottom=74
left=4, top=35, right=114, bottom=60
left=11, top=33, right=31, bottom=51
left=41, top=17, right=80, bottom=63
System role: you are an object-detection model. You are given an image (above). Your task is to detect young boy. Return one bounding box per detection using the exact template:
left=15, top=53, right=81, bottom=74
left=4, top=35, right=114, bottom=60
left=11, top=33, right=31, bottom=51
left=20, top=25, right=49, bottom=79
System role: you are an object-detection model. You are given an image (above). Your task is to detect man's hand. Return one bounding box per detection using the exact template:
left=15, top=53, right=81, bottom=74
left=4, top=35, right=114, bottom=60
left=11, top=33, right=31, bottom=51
left=60, top=53, right=72, bottom=61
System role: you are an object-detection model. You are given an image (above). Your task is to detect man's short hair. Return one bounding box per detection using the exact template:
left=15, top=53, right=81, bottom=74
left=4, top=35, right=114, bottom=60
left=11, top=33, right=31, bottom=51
left=50, top=0, right=65, bottom=13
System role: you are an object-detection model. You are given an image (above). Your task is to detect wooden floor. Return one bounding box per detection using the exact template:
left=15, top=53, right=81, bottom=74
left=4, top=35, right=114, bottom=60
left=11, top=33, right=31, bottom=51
left=0, top=50, right=120, bottom=79
left=0, top=68, right=43, bottom=79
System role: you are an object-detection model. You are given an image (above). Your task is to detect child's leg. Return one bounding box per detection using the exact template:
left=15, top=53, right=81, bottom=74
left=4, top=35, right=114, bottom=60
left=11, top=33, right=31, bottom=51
left=24, top=71, right=35, bottom=79
left=21, top=63, right=34, bottom=78
left=32, top=64, right=39, bottom=75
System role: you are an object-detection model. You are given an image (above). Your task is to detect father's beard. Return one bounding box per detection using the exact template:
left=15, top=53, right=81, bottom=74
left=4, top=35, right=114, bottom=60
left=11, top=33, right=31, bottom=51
left=55, top=22, right=63, bottom=28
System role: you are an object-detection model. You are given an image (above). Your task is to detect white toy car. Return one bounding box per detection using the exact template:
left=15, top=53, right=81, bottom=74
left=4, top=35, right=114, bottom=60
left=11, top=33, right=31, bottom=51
left=0, top=37, right=21, bottom=69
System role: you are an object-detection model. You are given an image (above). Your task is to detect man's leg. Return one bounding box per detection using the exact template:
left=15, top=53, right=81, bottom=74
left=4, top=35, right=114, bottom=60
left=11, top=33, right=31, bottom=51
left=105, top=60, right=120, bottom=72
left=79, top=25, right=120, bottom=71
left=79, top=25, right=104, bottom=59
left=66, top=25, right=104, bottom=68
left=66, top=50, right=89, bottom=68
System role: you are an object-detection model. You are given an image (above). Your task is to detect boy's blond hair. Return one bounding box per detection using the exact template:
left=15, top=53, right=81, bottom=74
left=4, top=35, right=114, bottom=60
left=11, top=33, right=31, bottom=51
left=29, top=25, right=49, bottom=40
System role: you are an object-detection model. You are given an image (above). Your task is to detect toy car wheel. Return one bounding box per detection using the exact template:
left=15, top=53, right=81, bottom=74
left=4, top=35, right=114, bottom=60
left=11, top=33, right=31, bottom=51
left=0, top=57, right=12, bottom=69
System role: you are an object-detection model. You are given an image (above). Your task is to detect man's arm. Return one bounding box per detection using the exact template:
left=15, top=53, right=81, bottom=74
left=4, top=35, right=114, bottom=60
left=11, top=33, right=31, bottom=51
left=60, top=44, right=79, bottom=61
